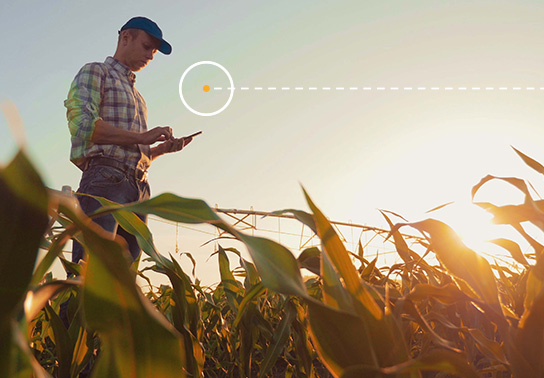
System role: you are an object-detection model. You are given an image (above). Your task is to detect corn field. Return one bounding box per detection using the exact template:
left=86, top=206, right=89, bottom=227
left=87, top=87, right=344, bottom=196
left=2, top=145, right=544, bottom=377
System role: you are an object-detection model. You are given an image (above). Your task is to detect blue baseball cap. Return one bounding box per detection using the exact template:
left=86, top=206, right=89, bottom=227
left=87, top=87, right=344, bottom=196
left=120, top=16, right=172, bottom=55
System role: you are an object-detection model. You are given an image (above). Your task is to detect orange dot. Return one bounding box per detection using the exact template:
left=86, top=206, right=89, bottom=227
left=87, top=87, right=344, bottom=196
left=203, top=85, right=210, bottom=92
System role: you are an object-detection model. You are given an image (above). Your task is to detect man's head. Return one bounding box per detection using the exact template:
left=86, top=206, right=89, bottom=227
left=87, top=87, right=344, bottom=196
left=114, top=17, right=171, bottom=72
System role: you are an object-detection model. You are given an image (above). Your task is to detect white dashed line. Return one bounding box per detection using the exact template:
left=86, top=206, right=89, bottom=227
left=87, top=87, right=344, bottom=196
left=210, top=86, right=542, bottom=92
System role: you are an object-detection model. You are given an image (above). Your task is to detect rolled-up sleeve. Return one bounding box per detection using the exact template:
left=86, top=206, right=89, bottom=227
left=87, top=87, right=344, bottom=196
left=64, top=63, right=105, bottom=141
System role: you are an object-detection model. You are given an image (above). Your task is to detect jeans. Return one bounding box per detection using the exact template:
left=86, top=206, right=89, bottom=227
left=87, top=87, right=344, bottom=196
left=72, top=163, right=150, bottom=263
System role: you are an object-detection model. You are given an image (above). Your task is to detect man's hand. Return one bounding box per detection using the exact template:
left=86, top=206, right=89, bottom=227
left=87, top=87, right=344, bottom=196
left=138, top=126, right=173, bottom=145
left=150, top=136, right=194, bottom=160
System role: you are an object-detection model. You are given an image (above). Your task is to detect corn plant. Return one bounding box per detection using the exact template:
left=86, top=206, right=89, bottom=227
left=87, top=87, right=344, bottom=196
left=4, top=141, right=544, bottom=377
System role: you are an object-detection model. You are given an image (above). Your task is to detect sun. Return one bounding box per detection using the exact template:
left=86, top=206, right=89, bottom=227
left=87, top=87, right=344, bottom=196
left=437, top=201, right=522, bottom=263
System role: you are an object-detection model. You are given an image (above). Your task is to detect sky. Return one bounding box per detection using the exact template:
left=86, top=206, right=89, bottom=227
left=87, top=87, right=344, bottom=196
left=2, top=0, right=544, bottom=284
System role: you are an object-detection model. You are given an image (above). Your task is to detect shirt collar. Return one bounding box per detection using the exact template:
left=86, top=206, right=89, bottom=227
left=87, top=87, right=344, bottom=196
left=105, top=56, right=136, bottom=85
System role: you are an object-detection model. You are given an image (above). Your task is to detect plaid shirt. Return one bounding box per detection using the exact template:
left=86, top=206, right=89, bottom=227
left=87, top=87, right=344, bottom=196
left=65, top=56, right=151, bottom=171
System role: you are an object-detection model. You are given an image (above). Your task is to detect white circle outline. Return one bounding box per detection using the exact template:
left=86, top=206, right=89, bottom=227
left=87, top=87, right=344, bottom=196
left=178, top=61, right=234, bottom=117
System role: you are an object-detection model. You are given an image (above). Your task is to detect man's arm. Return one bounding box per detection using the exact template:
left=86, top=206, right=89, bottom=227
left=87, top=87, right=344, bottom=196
left=150, top=136, right=193, bottom=161
left=91, top=119, right=174, bottom=145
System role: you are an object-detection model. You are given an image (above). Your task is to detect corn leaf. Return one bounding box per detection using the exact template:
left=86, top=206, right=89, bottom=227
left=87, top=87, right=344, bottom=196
left=218, top=245, right=242, bottom=312
left=303, top=188, right=382, bottom=319
left=342, top=349, right=478, bottom=378
left=395, top=219, right=501, bottom=308
left=467, top=328, right=508, bottom=365
left=513, top=290, right=544, bottom=377
left=25, top=279, right=80, bottom=321
left=297, top=247, right=321, bottom=276
left=407, top=283, right=470, bottom=305
left=237, top=234, right=308, bottom=297
left=512, top=146, right=544, bottom=176
left=44, top=304, right=72, bottom=378
left=11, top=321, right=53, bottom=378
left=0, top=151, right=49, bottom=377
left=68, top=214, right=187, bottom=378
left=489, top=238, right=530, bottom=267
left=258, top=300, right=297, bottom=377
left=98, top=194, right=308, bottom=298
left=271, top=209, right=317, bottom=233
left=306, top=299, right=379, bottom=376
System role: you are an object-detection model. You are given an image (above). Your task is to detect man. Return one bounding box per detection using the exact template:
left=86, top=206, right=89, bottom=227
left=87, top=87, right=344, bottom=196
left=65, top=16, right=191, bottom=263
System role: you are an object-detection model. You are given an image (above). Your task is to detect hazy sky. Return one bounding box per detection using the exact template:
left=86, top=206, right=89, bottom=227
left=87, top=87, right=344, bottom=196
left=2, top=0, right=544, bottom=283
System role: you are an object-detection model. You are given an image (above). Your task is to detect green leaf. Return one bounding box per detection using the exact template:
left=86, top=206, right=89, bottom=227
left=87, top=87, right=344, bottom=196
left=381, top=211, right=414, bottom=264
left=112, top=193, right=225, bottom=228
left=70, top=326, right=93, bottom=378
left=489, top=238, right=530, bottom=267
left=291, top=312, right=314, bottom=376
left=400, top=299, right=461, bottom=352
left=217, top=245, right=242, bottom=312
left=512, top=146, right=544, bottom=176
left=320, top=244, right=356, bottom=312
left=237, top=233, right=308, bottom=297
left=306, top=299, right=379, bottom=376
left=513, top=290, right=544, bottom=377
left=30, top=227, right=76, bottom=286
left=271, top=208, right=317, bottom=233
left=0, top=151, right=49, bottom=377
left=68, top=214, right=187, bottom=377
left=361, top=257, right=378, bottom=281
left=395, top=219, right=501, bottom=308
left=467, top=328, right=508, bottom=365
left=45, top=304, right=73, bottom=378
left=407, top=283, right=470, bottom=305
left=25, top=279, right=80, bottom=321
left=240, top=256, right=260, bottom=287
left=342, top=349, right=479, bottom=378
left=297, top=247, right=321, bottom=276
left=94, top=194, right=205, bottom=375
left=10, top=320, right=53, bottom=378
left=163, top=256, right=204, bottom=377
left=233, top=282, right=266, bottom=328
left=91, top=196, right=170, bottom=266
left=303, top=188, right=382, bottom=319
left=258, top=300, right=297, bottom=377
left=96, top=193, right=308, bottom=298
